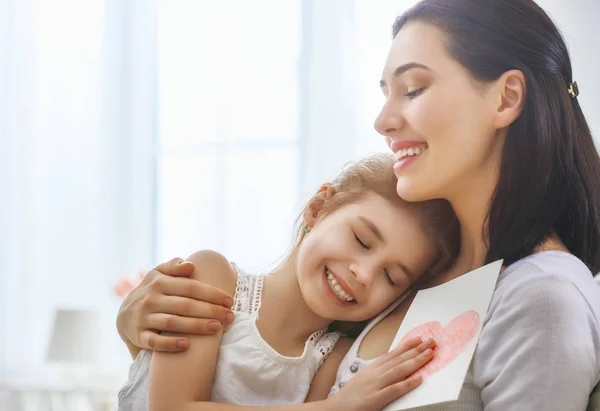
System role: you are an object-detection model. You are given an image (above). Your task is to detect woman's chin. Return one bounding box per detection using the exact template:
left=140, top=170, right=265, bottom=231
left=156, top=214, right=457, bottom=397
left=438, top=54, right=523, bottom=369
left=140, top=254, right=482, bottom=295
left=395, top=179, right=436, bottom=202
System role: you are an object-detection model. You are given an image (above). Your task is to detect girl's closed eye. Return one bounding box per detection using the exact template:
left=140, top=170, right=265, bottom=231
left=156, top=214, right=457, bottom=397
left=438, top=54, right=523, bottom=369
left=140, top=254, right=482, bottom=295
left=384, top=269, right=395, bottom=286
left=354, top=232, right=370, bottom=250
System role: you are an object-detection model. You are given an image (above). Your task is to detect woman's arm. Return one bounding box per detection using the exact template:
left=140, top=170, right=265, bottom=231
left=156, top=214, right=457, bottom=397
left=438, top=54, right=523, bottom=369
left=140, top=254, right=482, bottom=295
left=475, top=272, right=599, bottom=410
left=117, top=257, right=235, bottom=358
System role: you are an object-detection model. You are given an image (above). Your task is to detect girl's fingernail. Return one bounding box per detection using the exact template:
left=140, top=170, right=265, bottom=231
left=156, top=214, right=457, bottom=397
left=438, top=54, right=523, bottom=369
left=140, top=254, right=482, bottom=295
left=208, top=321, right=222, bottom=331
left=176, top=339, right=188, bottom=349
left=223, top=298, right=234, bottom=308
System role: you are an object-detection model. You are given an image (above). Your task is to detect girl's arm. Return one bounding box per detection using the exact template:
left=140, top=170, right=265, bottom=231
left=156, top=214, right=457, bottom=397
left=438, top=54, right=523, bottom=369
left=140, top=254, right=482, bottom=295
left=148, top=250, right=337, bottom=411
left=305, top=337, right=353, bottom=402
left=149, top=250, right=433, bottom=411
left=148, top=250, right=238, bottom=411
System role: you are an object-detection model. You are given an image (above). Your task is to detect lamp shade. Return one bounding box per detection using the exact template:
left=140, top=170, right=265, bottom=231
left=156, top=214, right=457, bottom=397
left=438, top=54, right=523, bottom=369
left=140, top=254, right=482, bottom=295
left=46, top=309, right=103, bottom=366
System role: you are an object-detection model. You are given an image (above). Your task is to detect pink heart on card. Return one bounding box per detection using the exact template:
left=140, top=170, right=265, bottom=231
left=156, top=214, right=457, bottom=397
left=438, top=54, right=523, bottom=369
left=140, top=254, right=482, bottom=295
left=398, top=310, right=480, bottom=379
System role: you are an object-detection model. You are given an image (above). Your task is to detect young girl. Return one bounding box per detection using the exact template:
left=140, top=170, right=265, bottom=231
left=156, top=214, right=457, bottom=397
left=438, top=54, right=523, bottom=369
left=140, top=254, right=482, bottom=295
left=115, top=153, right=459, bottom=411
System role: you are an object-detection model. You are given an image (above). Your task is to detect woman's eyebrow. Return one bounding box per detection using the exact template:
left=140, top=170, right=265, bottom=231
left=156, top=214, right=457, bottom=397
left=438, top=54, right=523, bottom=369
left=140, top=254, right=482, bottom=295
left=379, top=62, right=432, bottom=88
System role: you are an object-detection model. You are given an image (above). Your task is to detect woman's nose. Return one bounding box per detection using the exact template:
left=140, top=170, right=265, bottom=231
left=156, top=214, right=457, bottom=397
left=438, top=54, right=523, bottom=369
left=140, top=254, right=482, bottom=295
left=374, top=99, right=405, bottom=139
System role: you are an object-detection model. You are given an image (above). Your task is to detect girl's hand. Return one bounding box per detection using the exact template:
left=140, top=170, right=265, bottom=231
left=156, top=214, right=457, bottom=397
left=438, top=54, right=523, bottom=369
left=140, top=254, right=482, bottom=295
left=327, top=337, right=435, bottom=411
left=116, top=257, right=234, bottom=354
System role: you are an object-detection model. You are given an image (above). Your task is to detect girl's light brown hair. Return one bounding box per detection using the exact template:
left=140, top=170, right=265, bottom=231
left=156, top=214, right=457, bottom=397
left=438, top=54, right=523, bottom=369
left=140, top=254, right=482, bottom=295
left=293, top=152, right=459, bottom=276
left=290, top=152, right=460, bottom=337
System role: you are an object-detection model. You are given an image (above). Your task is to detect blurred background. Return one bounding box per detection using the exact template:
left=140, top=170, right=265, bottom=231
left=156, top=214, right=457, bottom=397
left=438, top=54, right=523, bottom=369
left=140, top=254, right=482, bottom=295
left=0, top=0, right=598, bottom=409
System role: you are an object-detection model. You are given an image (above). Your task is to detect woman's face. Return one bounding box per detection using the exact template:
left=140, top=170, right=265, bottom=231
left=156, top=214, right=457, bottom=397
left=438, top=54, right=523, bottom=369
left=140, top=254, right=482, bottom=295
left=375, top=21, right=504, bottom=203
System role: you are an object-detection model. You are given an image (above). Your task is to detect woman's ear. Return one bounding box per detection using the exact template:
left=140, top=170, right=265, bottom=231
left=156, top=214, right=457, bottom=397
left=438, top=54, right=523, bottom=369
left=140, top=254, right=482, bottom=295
left=492, top=69, right=526, bottom=129
left=303, top=184, right=335, bottom=227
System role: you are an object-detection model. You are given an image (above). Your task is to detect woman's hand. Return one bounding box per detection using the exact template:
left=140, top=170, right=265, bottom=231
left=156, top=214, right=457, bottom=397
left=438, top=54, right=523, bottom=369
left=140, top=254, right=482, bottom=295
left=327, top=337, right=435, bottom=411
left=116, top=257, right=235, bottom=356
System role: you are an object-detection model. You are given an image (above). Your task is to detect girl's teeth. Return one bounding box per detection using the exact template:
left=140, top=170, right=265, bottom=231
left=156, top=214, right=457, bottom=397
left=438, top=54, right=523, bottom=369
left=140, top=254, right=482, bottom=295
left=326, top=271, right=354, bottom=302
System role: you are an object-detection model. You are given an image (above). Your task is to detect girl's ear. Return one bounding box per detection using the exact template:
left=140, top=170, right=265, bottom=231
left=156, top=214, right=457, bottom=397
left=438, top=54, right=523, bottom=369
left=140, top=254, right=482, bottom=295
left=303, top=184, right=335, bottom=227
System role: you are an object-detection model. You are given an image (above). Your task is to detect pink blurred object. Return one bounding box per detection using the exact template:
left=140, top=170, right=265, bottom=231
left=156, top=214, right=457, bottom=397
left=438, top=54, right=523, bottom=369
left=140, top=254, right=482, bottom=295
left=114, top=270, right=146, bottom=298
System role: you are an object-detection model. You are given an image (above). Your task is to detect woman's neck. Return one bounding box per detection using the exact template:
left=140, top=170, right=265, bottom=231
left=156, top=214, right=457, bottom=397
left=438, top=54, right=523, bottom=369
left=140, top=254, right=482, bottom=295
left=259, top=257, right=333, bottom=346
left=439, top=158, right=569, bottom=286
left=533, top=232, right=569, bottom=253
left=430, top=170, right=499, bottom=286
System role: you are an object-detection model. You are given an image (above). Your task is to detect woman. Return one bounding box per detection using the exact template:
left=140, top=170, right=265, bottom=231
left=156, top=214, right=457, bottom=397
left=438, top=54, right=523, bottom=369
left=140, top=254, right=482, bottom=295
left=117, top=0, right=600, bottom=409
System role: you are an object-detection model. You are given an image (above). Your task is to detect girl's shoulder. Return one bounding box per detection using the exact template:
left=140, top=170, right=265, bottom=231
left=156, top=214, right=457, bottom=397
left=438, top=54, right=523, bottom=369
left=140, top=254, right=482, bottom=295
left=185, top=250, right=238, bottom=297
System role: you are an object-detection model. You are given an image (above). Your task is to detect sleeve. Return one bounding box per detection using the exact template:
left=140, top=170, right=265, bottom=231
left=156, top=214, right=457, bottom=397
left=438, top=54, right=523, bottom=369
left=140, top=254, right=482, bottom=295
left=473, top=275, right=599, bottom=411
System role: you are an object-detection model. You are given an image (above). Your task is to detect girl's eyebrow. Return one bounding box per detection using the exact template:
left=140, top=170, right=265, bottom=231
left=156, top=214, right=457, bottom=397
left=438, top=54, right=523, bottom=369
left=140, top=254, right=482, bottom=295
left=397, top=262, right=416, bottom=281
left=358, top=216, right=384, bottom=242
left=358, top=215, right=416, bottom=279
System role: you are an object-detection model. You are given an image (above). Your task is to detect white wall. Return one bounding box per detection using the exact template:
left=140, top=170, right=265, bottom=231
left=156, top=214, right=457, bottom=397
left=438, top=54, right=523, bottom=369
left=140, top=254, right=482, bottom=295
left=539, top=0, right=600, bottom=143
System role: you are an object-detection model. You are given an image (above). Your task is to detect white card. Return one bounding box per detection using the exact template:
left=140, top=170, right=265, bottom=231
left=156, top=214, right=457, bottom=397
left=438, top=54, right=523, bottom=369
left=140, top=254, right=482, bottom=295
left=383, top=259, right=503, bottom=410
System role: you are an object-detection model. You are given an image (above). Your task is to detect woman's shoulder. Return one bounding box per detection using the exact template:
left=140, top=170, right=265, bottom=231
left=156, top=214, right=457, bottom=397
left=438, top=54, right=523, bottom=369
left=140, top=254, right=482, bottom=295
left=475, top=252, right=600, bottom=407
left=499, top=251, right=596, bottom=294
left=490, top=251, right=600, bottom=328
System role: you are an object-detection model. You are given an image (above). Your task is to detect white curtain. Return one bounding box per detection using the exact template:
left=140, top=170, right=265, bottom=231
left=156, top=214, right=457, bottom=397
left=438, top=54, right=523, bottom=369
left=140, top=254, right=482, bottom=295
left=298, top=0, right=360, bottom=194
left=299, top=1, right=422, bottom=191
left=152, top=0, right=412, bottom=274
left=155, top=0, right=302, bottom=272
left=0, top=0, right=157, bottom=376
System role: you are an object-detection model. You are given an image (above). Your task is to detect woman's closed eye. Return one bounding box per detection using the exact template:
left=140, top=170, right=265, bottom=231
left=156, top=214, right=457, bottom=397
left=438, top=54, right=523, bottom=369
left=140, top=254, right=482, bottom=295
left=405, top=87, right=426, bottom=99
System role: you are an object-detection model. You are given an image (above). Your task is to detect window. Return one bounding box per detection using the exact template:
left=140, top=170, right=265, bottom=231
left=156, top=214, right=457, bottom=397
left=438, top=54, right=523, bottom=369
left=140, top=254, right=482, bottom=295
left=157, top=1, right=301, bottom=270
left=155, top=1, right=425, bottom=271
left=354, top=0, right=421, bottom=155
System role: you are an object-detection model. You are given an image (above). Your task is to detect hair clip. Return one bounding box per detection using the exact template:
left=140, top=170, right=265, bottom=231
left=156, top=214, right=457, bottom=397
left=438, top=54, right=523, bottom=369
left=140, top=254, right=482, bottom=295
left=568, top=81, right=579, bottom=99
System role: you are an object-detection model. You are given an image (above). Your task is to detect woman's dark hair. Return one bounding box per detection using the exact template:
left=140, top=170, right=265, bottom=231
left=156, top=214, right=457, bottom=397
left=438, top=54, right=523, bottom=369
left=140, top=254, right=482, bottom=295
left=393, top=0, right=600, bottom=273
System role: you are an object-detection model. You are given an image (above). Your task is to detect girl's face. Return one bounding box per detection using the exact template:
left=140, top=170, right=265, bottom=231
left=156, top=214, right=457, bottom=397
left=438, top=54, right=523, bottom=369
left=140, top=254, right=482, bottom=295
left=375, top=21, right=504, bottom=202
left=295, top=192, right=436, bottom=322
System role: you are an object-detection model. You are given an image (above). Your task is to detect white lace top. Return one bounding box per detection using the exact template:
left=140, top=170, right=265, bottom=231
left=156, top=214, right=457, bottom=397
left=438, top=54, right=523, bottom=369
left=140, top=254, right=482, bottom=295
left=114, top=264, right=341, bottom=410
